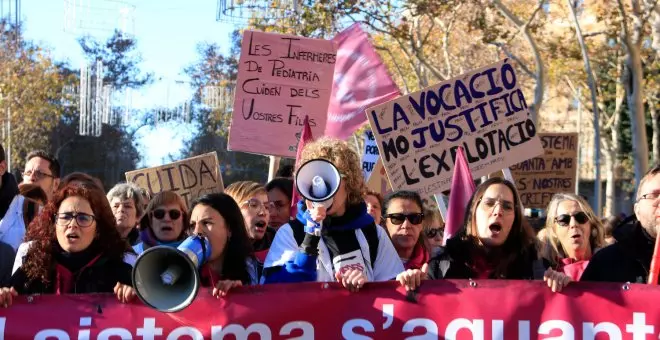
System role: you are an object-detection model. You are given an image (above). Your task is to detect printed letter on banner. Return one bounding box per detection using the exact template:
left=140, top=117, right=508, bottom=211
left=365, top=59, right=543, bottom=197
left=228, top=30, right=337, bottom=157
left=509, top=133, right=578, bottom=209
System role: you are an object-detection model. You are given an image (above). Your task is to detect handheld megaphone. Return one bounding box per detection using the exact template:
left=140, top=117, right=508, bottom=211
left=295, top=158, right=342, bottom=209
left=132, top=234, right=211, bottom=313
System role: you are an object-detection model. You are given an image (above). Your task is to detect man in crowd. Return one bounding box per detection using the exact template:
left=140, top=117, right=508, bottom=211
left=581, top=164, right=660, bottom=283
left=0, top=143, right=18, bottom=219
left=22, top=150, right=60, bottom=202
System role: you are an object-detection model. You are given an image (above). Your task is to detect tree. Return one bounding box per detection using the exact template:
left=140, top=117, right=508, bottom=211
left=182, top=33, right=269, bottom=184
left=0, top=20, right=69, bottom=172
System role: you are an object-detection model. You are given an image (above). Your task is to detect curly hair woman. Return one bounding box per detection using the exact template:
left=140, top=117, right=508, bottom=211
left=263, top=137, right=403, bottom=291
left=0, top=183, right=134, bottom=307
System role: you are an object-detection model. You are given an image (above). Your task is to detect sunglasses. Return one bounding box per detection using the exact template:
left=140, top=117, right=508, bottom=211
left=152, top=209, right=182, bottom=220
left=555, top=212, right=589, bottom=227
left=384, top=213, right=424, bottom=225
left=425, top=228, right=444, bottom=238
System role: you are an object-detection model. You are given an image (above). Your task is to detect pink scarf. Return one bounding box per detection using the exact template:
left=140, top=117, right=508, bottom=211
left=559, top=258, right=590, bottom=281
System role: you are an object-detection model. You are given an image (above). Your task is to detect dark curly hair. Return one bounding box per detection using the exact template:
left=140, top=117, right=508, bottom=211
left=22, top=183, right=128, bottom=284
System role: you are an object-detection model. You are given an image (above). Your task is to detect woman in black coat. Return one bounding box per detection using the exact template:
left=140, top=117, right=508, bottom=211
left=0, top=183, right=134, bottom=307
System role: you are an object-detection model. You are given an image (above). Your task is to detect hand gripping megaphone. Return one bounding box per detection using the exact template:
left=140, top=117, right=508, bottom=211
left=132, top=234, right=211, bottom=313
left=295, top=159, right=342, bottom=230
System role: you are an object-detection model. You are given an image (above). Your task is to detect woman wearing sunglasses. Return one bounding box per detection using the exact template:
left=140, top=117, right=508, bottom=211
left=133, top=191, right=189, bottom=255
left=423, top=207, right=445, bottom=257
left=541, top=193, right=605, bottom=291
left=399, top=178, right=546, bottom=290
left=225, top=181, right=275, bottom=276
left=382, top=191, right=429, bottom=270
left=0, top=183, right=134, bottom=307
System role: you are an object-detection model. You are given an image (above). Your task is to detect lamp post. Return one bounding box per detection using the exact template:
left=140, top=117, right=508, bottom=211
left=0, top=89, right=11, bottom=172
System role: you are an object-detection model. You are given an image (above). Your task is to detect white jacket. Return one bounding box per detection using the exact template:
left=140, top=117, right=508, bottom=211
left=264, top=223, right=404, bottom=283
left=0, top=196, right=29, bottom=252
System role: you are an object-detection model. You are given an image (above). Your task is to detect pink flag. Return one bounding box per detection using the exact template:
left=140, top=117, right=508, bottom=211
left=443, top=147, right=476, bottom=245
left=324, top=23, right=400, bottom=139
left=291, top=116, right=314, bottom=218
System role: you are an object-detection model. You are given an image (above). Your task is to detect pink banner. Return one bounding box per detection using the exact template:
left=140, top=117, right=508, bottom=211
left=1, top=280, right=659, bottom=339
left=325, top=24, right=400, bottom=140
left=228, top=31, right=336, bottom=157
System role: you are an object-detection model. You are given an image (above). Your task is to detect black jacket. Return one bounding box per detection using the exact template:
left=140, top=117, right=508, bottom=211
left=581, top=216, right=654, bottom=283
left=10, top=253, right=132, bottom=295
left=0, top=172, right=18, bottom=220
left=0, top=241, right=15, bottom=287
left=427, top=237, right=548, bottom=280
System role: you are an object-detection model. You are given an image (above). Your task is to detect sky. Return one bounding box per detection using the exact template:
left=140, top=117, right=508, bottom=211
left=12, top=0, right=237, bottom=167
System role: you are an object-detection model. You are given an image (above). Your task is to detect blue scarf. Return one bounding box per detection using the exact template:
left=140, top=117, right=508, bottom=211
left=295, top=200, right=374, bottom=231
left=139, top=228, right=184, bottom=249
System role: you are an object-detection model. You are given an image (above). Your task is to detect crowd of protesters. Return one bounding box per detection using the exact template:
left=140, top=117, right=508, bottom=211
left=0, top=137, right=655, bottom=308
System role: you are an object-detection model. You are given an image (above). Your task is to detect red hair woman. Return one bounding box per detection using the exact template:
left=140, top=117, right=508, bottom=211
left=0, top=183, right=134, bottom=306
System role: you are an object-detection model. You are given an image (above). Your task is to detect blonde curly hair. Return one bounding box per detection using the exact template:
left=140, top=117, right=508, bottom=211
left=298, top=137, right=366, bottom=206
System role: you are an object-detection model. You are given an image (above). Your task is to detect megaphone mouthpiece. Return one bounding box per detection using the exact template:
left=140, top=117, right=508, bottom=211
left=311, top=176, right=328, bottom=199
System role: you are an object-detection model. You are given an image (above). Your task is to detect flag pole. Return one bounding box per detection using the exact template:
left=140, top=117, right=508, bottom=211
left=268, top=155, right=280, bottom=182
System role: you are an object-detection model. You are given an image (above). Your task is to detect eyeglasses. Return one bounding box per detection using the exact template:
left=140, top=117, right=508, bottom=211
left=23, top=169, right=54, bottom=180
left=55, top=212, right=96, bottom=228
left=152, top=209, right=182, bottom=220
left=242, top=199, right=275, bottom=212
left=425, top=227, right=444, bottom=238
left=479, top=197, right=515, bottom=214
left=637, top=192, right=660, bottom=203
left=384, top=213, right=424, bottom=225
left=555, top=212, right=589, bottom=227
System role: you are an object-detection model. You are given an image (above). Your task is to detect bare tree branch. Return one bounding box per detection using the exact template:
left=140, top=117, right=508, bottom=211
left=375, top=44, right=412, bottom=94
left=583, top=31, right=607, bottom=38
left=492, top=0, right=545, bottom=121
left=489, top=42, right=535, bottom=78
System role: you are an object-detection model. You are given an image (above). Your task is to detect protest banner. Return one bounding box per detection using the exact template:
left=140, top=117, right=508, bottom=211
left=366, top=158, right=392, bottom=198
left=125, top=152, right=223, bottom=208
left=510, top=132, right=578, bottom=208
left=228, top=30, right=336, bottom=157
left=1, top=280, right=658, bottom=339
left=366, top=59, right=544, bottom=197
left=362, top=130, right=379, bottom=180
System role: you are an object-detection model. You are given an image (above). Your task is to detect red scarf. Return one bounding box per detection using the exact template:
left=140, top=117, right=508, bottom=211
left=54, top=254, right=102, bottom=295
left=404, top=244, right=430, bottom=270
left=558, top=258, right=590, bottom=281
left=468, top=252, right=494, bottom=279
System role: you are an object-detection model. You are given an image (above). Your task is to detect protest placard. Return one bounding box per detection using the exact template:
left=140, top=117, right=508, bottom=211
left=228, top=30, right=337, bottom=157
left=510, top=133, right=578, bottom=209
left=361, top=130, right=379, bottom=180
left=366, top=159, right=392, bottom=198
left=366, top=59, right=544, bottom=197
left=125, top=152, right=223, bottom=208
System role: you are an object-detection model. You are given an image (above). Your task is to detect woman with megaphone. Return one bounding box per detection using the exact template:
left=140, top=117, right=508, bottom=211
left=263, top=137, right=404, bottom=290
left=0, top=183, right=135, bottom=307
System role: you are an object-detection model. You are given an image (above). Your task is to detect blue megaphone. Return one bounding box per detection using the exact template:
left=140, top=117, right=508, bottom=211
left=132, top=234, right=212, bottom=312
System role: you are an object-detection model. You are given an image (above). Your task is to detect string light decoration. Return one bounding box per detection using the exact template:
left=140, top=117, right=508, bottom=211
left=153, top=79, right=194, bottom=126
left=79, top=60, right=114, bottom=136
left=64, top=0, right=136, bottom=38
left=202, top=83, right=235, bottom=112
left=216, top=0, right=300, bottom=26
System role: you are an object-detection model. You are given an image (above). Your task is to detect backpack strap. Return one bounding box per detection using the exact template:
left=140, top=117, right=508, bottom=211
left=361, top=224, right=379, bottom=269
left=289, top=219, right=306, bottom=247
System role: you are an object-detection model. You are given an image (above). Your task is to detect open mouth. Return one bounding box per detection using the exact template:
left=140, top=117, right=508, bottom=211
left=160, top=226, right=173, bottom=232
left=489, top=223, right=502, bottom=234
left=66, top=234, right=80, bottom=241
left=571, top=234, right=582, bottom=240
left=254, top=221, right=267, bottom=232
